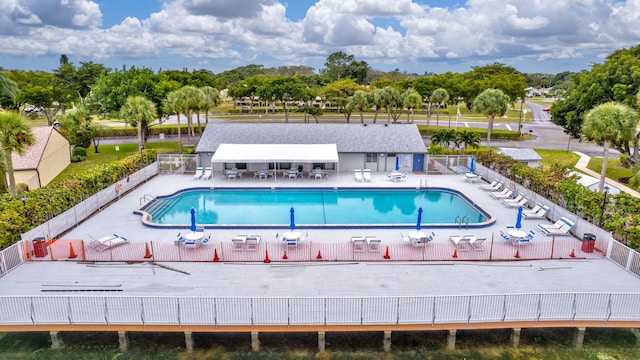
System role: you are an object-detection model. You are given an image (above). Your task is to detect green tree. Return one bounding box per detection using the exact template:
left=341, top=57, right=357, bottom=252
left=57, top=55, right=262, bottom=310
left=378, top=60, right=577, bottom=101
left=322, top=52, right=369, bottom=84
left=472, top=88, right=510, bottom=150
left=57, top=107, right=97, bottom=149
left=431, top=88, right=449, bottom=129
left=257, top=76, right=309, bottom=122
left=0, top=112, right=35, bottom=197
left=120, top=96, right=157, bottom=150
left=402, top=89, right=422, bottom=124
left=201, top=86, right=221, bottom=124
left=375, top=86, right=401, bottom=124
left=0, top=72, right=19, bottom=106
left=430, top=129, right=456, bottom=150
left=322, top=78, right=362, bottom=123
left=347, top=90, right=370, bottom=124
left=163, top=90, right=187, bottom=154
left=457, top=129, right=481, bottom=150
left=227, top=75, right=266, bottom=111
left=582, top=102, right=638, bottom=193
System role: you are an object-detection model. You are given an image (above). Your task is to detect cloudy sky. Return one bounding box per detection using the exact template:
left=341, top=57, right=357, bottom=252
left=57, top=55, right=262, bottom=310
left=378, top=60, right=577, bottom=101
left=1, top=0, right=639, bottom=75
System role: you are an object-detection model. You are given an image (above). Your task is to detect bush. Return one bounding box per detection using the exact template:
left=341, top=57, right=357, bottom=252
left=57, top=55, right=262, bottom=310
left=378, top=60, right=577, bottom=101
left=71, top=147, right=87, bottom=162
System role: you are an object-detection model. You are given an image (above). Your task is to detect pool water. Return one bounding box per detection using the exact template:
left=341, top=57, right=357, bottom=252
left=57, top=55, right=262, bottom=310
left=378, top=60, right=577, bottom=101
left=139, top=188, right=492, bottom=228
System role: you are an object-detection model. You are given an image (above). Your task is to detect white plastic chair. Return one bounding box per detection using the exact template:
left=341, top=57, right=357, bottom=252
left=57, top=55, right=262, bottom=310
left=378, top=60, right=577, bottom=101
left=192, top=167, right=204, bottom=180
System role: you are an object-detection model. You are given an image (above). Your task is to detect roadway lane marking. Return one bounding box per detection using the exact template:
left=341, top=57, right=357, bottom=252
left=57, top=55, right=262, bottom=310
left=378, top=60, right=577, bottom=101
left=505, top=124, right=512, bottom=131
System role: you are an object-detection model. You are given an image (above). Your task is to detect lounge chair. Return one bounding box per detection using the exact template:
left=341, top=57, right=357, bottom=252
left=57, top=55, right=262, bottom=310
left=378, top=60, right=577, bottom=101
left=400, top=233, right=411, bottom=243
left=502, top=193, right=524, bottom=205
left=201, top=167, right=212, bottom=180
left=192, top=167, right=204, bottom=180
left=499, top=230, right=510, bottom=241
left=490, top=188, right=513, bottom=199
left=354, top=169, right=365, bottom=183
left=362, top=169, right=372, bottom=182
left=231, top=238, right=244, bottom=251
left=472, top=238, right=487, bottom=250
left=536, top=217, right=575, bottom=236
left=365, top=236, right=381, bottom=252
left=522, top=204, right=542, bottom=216
left=504, top=197, right=528, bottom=208
left=449, top=234, right=475, bottom=250
left=245, top=236, right=259, bottom=251
left=480, top=181, right=502, bottom=191
left=523, top=205, right=550, bottom=219
left=352, top=237, right=366, bottom=252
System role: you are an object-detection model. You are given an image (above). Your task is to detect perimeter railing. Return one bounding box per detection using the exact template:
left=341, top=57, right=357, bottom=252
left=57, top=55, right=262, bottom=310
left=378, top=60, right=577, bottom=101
left=1, top=293, right=638, bottom=328
left=0, top=242, right=25, bottom=278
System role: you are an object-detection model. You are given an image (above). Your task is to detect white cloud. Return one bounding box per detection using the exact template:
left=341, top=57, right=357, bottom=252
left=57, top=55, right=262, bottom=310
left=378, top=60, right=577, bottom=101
left=2, top=0, right=640, bottom=74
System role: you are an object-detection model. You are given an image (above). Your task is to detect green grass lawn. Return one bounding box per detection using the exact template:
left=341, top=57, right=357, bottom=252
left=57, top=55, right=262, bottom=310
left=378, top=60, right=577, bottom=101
left=52, top=142, right=180, bottom=183
left=587, top=157, right=633, bottom=182
left=536, top=149, right=580, bottom=169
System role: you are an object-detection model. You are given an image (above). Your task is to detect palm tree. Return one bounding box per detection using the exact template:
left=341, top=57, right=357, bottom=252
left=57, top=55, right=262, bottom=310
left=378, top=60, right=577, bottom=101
left=582, top=102, right=638, bottom=193
left=163, top=90, right=186, bottom=154
left=0, top=73, right=19, bottom=104
left=201, top=86, right=221, bottom=125
left=472, top=88, right=510, bottom=150
left=120, top=96, right=157, bottom=150
left=402, top=89, right=422, bottom=124
left=347, top=90, right=370, bottom=124
left=457, top=129, right=481, bottom=150
left=431, top=88, right=449, bottom=129
left=0, top=112, right=35, bottom=197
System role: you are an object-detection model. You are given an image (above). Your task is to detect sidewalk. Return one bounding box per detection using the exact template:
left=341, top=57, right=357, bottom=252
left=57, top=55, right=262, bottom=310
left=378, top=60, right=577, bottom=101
left=573, top=151, right=640, bottom=197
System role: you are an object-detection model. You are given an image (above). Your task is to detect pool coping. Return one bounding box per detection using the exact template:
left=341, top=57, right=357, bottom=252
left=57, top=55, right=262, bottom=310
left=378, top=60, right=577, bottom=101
left=134, top=186, right=496, bottom=230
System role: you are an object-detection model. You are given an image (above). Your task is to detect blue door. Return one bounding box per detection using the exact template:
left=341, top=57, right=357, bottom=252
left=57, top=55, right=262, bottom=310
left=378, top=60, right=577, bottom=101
left=412, top=154, right=424, bottom=172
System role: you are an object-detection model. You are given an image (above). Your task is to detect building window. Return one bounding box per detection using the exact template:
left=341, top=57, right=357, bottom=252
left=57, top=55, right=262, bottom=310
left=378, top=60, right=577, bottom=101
left=366, top=153, right=378, bottom=162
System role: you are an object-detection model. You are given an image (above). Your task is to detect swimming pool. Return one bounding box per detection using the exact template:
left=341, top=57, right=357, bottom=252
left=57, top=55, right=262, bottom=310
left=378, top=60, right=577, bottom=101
left=136, top=188, right=494, bottom=229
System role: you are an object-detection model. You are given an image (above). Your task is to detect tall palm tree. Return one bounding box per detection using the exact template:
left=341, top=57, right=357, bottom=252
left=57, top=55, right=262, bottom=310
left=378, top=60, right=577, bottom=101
left=582, top=102, right=638, bottom=193
left=201, top=86, right=221, bottom=125
left=0, top=112, right=35, bottom=197
left=472, top=88, right=510, bottom=150
left=402, top=89, right=422, bottom=124
left=0, top=73, right=19, bottom=105
left=431, top=88, right=449, bottom=129
left=164, top=90, right=186, bottom=154
left=120, top=96, right=157, bottom=150
left=347, top=90, right=370, bottom=124
left=457, top=129, right=481, bottom=150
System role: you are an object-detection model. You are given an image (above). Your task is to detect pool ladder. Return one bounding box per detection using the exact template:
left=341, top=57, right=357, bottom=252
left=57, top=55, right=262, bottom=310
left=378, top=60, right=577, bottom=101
left=140, top=194, right=155, bottom=206
left=419, top=178, right=429, bottom=188
left=455, top=215, right=469, bottom=230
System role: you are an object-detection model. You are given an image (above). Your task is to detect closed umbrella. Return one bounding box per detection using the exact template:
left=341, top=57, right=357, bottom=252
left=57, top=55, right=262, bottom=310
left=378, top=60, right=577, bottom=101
left=470, top=156, right=475, bottom=173
left=289, top=207, right=295, bottom=231
left=190, top=208, right=196, bottom=232
left=395, top=156, right=400, bottom=171
left=416, top=207, right=423, bottom=231
left=515, top=206, right=523, bottom=229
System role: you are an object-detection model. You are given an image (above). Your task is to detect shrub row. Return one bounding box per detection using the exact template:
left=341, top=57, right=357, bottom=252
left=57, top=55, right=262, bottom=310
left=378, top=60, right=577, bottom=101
left=0, top=150, right=157, bottom=250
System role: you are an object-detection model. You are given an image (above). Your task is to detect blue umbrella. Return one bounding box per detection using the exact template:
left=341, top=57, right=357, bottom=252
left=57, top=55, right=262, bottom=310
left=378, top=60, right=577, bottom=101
left=395, top=156, right=400, bottom=171
left=289, top=207, right=296, bottom=231
left=190, top=208, right=196, bottom=232
left=416, top=207, right=423, bottom=231
left=515, top=206, right=523, bottom=229
left=470, top=156, right=475, bottom=173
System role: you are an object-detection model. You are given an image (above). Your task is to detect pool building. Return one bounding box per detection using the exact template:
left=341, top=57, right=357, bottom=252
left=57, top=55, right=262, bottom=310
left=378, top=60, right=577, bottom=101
left=194, top=123, right=427, bottom=175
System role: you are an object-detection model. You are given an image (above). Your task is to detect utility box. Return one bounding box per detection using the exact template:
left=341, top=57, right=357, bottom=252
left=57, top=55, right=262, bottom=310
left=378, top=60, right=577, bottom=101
left=581, top=233, right=596, bottom=253
left=33, top=237, right=48, bottom=258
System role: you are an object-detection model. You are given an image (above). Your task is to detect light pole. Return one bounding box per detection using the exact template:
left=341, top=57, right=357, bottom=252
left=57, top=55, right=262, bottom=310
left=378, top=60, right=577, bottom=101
left=599, top=186, right=609, bottom=227
left=518, top=100, right=525, bottom=138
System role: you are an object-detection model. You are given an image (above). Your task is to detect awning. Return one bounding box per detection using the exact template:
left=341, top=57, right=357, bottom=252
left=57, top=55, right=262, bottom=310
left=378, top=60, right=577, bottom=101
left=211, top=144, right=339, bottom=163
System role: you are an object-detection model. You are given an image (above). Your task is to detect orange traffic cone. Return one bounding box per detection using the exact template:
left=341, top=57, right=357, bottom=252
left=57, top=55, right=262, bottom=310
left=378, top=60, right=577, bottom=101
left=316, top=250, right=322, bottom=259
left=452, top=249, right=458, bottom=258
left=213, top=248, right=220, bottom=261
left=144, top=243, right=153, bottom=259
left=282, top=251, right=288, bottom=260
left=569, top=249, right=576, bottom=258
left=68, top=243, right=77, bottom=259
left=264, top=249, right=271, bottom=263
left=383, top=246, right=391, bottom=259
left=514, top=250, right=520, bottom=259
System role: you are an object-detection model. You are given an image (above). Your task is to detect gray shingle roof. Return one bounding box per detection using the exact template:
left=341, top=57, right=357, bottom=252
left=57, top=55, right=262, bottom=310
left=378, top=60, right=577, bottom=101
left=11, top=126, right=54, bottom=170
left=195, top=123, right=426, bottom=154
left=497, top=147, right=542, bottom=161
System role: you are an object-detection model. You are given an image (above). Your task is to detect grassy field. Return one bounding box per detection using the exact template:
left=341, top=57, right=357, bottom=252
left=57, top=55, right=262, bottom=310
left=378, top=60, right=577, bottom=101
left=0, top=328, right=638, bottom=359
left=587, top=157, right=634, bottom=182
left=536, top=149, right=580, bottom=169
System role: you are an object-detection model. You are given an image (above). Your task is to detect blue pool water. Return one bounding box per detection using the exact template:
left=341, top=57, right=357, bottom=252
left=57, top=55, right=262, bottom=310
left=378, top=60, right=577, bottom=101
left=139, top=188, right=493, bottom=228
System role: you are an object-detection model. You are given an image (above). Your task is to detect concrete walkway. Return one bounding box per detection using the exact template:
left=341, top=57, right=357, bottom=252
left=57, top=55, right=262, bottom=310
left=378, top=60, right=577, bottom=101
left=573, top=151, right=640, bottom=197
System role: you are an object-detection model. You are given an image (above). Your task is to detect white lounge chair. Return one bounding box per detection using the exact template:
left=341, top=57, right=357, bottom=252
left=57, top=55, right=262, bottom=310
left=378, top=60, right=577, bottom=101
left=480, top=181, right=502, bottom=191
left=352, top=237, right=366, bottom=252
left=201, top=167, right=212, bottom=180
left=502, top=193, right=524, bottom=205
left=354, top=169, right=365, bottom=183
left=522, top=204, right=542, bottom=216
left=362, top=169, right=372, bottom=182
left=365, top=236, right=381, bottom=252
left=490, top=188, right=513, bottom=199
left=536, top=217, right=575, bottom=236
left=523, top=205, right=550, bottom=219
left=504, top=197, right=528, bottom=208
left=192, top=167, right=204, bottom=180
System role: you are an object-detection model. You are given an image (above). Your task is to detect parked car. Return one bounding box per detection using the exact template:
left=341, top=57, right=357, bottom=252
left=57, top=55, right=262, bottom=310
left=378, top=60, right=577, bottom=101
left=543, top=107, right=551, bottom=112
left=24, top=105, right=43, bottom=113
